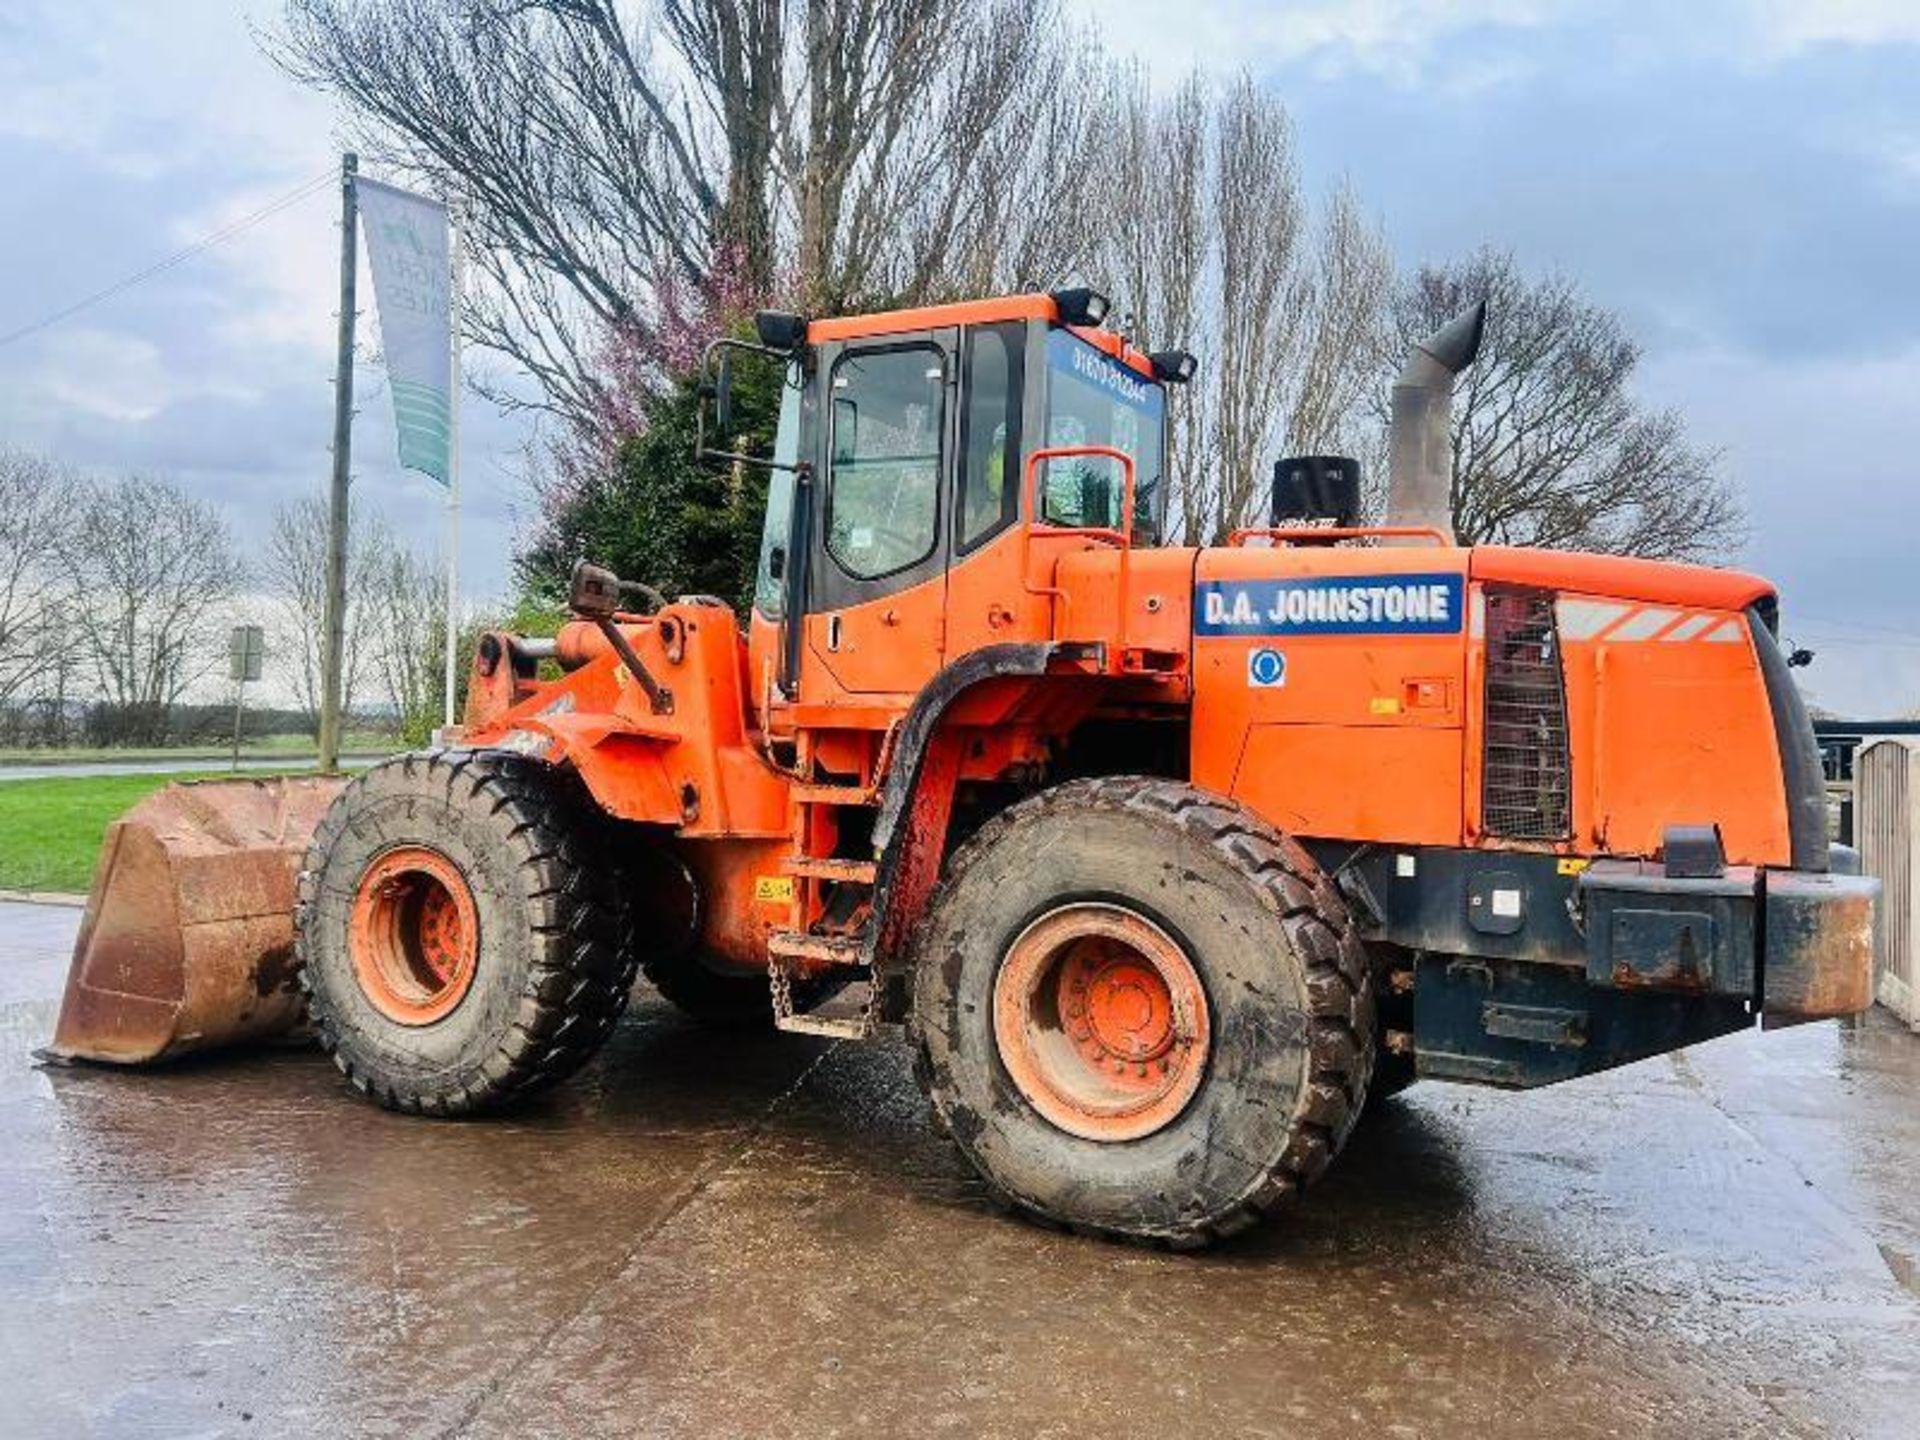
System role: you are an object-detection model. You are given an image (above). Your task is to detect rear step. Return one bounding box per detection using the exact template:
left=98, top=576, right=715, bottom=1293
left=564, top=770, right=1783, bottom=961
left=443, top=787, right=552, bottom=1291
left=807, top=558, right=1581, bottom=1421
left=768, top=928, right=874, bottom=1037
left=769, top=928, right=866, bottom=966
left=773, top=973, right=876, bottom=1039
left=789, top=783, right=877, bottom=806
left=779, top=856, right=878, bottom=884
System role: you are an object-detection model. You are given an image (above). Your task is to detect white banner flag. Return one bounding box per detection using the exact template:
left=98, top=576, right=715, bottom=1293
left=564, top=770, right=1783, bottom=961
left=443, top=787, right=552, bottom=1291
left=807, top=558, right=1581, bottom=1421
left=358, top=176, right=452, bottom=485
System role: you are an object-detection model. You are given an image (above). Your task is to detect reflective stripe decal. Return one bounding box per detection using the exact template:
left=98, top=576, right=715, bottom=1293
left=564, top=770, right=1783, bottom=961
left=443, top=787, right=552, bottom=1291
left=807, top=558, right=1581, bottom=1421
left=1607, top=606, right=1679, bottom=642
left=1661, top=614, right=1714, bottom=643
left=1548, top=597, right=1744, bottom=645
left=1555, top=598, right=1630, bottom=640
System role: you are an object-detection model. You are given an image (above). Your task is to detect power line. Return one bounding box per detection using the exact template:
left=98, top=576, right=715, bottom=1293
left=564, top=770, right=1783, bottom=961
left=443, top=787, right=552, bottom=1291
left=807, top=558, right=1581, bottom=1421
left=1791, top=613, right=1917, bottom=642
left=1791, top=631, right=1920, bottom=651
left=0, top=167, right=338, bottom=351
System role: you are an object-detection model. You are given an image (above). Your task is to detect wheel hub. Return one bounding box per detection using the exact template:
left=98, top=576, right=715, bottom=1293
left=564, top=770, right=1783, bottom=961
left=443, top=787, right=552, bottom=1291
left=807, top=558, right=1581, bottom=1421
left=349, top=846, right=479, bottom=1026
left=1074, top=954, right=1178, bottom=1063
left=993, top=903, right=1210, bottom=1142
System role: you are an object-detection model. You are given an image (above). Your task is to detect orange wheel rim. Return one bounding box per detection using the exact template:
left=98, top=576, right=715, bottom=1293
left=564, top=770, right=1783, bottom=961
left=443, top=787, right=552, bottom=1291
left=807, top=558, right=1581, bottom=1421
left=348, top=846, right=479, bottom=1025
left=992, top=903, right=1210, bottom=1142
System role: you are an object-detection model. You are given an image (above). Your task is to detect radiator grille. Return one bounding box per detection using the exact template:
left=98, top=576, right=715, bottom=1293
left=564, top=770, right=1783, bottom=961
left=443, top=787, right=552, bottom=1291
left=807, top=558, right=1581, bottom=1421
left=1482, top=588, right=1572, bottom=841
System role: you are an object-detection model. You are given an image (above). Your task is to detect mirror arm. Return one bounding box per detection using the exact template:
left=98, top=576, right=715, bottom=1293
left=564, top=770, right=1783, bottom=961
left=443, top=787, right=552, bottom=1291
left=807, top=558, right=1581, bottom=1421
left=697, top=447, right=802, bottom=472
left=694, top=335, right=806, bottom=471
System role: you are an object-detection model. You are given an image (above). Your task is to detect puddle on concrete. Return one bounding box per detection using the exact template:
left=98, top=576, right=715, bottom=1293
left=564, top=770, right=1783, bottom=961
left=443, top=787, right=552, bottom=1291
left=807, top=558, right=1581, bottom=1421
left=4, top=904, right=1917, bottom=1438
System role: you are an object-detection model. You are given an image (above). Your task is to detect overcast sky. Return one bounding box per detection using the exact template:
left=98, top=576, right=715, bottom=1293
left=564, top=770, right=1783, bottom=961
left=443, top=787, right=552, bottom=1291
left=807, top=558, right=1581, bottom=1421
left=1, top=1, right=1916, bottom=713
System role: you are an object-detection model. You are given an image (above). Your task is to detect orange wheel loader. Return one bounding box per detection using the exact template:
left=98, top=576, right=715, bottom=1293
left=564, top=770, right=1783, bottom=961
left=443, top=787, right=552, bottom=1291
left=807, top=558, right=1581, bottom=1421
left=44, top=290, right=1879, bottom=1247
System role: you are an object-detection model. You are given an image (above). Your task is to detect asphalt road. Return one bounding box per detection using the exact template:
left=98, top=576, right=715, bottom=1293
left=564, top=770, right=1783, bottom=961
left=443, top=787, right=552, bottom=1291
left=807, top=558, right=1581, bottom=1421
left=3, top=900, right=1917, bottom=1438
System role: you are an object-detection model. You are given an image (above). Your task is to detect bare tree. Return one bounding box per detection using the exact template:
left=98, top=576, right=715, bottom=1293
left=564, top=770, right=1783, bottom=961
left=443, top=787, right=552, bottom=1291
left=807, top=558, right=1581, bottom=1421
left=0, top=451, right=80, bottom=718
left=1390, top=250, right=1743, bottom=560
left=1101, top=74, right=1393, bottom=544
left=59, top=475, right=248, bottom=745
left=269, top=0, right=1104, bottom=429
left=263, top=491, right=393, bottom=734
left=364, top=539, right=445, bottom=744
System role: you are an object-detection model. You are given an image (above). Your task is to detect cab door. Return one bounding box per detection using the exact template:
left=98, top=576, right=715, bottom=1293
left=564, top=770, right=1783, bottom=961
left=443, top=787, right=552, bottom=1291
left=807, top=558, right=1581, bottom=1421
left=941, top=320, right=1033, bottom=660
left=801, top=330, right=957, bottom=700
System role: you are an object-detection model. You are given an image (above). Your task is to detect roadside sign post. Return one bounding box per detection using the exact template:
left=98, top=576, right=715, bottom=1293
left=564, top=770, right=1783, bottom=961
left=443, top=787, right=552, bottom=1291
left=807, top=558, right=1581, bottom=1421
left=229, top=625, right=265, bottom=772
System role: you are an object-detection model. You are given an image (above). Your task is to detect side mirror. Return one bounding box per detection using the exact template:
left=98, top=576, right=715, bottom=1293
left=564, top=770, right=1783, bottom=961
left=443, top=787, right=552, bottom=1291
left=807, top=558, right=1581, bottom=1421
left=695, top=336, right=804, bottom=472
left=714, top=351, right=734, bottom=435
left=568, top=559, right=622, bottom=619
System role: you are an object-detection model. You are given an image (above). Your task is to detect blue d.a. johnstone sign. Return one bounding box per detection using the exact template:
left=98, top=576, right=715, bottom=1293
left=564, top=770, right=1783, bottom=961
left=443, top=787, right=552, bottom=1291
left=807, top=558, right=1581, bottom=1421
left=1195, top=573, right=1465, bottom=637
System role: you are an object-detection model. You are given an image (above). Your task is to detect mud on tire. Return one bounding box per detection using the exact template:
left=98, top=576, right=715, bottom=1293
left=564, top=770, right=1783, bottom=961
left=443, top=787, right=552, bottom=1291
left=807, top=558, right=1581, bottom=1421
left=296, top=750, right=637, bottom=1115
left=910, top=776, right=1375, bottom=1247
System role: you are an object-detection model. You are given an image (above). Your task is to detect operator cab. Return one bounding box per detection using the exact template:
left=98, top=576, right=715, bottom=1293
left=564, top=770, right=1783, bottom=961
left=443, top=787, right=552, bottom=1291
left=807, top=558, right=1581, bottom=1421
left=708, top=291, right=1189, bottom=712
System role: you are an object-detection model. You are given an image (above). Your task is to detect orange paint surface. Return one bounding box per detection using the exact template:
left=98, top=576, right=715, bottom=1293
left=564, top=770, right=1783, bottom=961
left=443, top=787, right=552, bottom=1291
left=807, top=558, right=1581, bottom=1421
left=455, top=299, right=1811, bottom=983
left=1552, top=600, right=1790, bottom=865
left=1473, top=546, right=1774, bottom=611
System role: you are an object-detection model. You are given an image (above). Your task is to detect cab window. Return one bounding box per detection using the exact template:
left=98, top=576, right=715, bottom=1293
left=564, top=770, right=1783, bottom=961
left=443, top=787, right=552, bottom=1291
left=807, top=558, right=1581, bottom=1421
left=1040, top=328, right=1166, bottom=540
left=752, top=365, right=806, bottom=618
left=826, top=346, right=946, bottom=580
left=959, top=322, right=1024, bottom=550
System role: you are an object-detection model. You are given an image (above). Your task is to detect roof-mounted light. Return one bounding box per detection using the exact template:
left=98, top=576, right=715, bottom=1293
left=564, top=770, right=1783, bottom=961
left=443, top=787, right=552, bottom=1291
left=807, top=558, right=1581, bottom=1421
left=1150, top=349, right=1198, bottom=385
left=1049, top=287, right=1111, bottom=328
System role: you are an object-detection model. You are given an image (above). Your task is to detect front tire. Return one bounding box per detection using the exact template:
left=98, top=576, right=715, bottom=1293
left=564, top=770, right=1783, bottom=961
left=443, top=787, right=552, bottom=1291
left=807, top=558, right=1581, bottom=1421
left=296, top=750, right=637, bottom=1115
left=911, top=777, right=1375, bottom=1247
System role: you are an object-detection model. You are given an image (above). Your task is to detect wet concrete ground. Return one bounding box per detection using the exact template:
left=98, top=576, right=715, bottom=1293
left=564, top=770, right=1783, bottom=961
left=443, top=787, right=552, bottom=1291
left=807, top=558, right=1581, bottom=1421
left=3, top=900, right=1917, bottom=1439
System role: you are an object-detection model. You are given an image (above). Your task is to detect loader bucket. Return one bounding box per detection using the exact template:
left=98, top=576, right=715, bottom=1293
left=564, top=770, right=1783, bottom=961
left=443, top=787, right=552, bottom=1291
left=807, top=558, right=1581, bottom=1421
left=42, top=776, right=349, bottom=1066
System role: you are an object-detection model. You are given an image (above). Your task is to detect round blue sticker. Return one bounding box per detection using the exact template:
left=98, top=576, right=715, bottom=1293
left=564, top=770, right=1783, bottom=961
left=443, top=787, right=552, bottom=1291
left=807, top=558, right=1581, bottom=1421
left=1248, top=647, right=1287, bottom=688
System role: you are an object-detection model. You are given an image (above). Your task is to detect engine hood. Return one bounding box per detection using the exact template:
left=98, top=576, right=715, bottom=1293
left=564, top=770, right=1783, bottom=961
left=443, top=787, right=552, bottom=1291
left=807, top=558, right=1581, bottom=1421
left=1469, top=545, right=1775, bottom=612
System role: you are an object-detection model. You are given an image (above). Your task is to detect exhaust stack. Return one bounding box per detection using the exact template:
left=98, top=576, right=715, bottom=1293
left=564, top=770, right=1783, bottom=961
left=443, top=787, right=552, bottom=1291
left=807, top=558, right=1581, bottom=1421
left=1385, top=301, right=1486, bottom=542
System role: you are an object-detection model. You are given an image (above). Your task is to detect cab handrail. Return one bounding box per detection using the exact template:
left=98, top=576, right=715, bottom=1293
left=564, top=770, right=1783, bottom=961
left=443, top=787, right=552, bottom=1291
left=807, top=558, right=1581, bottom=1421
left=1021, top=445, right=1138, bottom=659
left=1227, top=525, right=1450, bottom=547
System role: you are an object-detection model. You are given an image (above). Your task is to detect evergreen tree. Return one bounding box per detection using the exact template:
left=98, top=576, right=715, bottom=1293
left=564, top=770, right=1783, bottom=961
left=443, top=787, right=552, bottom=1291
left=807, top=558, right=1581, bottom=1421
left=518, top=358, right=782, bottom=617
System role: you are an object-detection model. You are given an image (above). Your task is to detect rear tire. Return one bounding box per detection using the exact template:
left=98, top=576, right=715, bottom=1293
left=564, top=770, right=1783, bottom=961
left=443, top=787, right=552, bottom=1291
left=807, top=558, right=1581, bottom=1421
left=295, top=750, right=637, bottom=1115
left=911, top=776, right=1375, bottom=1247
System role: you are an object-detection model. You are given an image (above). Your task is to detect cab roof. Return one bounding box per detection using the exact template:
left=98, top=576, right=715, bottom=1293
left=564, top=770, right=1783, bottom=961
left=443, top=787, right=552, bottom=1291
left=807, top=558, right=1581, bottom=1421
left=805, top=292, right=1158, bottom=380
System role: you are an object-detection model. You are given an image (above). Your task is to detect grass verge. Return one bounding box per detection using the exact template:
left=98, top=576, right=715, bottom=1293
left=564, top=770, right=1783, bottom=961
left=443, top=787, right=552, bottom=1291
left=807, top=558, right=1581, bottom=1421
left=0, top=735, right=392, bottom=765
left=0, top=771, right=310, bottom=895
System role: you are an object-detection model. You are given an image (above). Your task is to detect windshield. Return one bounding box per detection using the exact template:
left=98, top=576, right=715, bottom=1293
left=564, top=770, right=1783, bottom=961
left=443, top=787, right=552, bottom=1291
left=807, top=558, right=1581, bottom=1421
left=753, top=364, right=805, bottom=617
left=1041, top=328, right=1166, bottom=541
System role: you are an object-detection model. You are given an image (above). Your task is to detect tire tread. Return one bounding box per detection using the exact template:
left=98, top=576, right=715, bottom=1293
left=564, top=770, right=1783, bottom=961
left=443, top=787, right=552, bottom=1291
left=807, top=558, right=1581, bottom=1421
left=295, top=749, right=638, bottom=1116
left=910, top=775, right=1375, bottom=1247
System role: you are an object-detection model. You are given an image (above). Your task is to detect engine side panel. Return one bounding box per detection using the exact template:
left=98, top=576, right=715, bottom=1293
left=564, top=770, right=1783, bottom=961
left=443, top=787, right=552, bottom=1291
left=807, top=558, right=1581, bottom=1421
left=1190, top=544, right=1471, bottom=847
left=1545, top=593, right=1792, bottom=866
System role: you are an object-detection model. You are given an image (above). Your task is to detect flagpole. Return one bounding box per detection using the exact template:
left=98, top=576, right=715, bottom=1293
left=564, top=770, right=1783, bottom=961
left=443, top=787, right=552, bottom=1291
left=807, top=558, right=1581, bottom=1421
left=442, top=204, right=462, bottom=729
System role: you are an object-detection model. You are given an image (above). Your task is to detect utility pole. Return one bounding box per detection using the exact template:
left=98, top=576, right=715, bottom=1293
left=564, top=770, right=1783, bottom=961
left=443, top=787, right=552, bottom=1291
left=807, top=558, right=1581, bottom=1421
left=318, top=153, right=358, bottom=774
left=442, top=204, right=462, bottom=730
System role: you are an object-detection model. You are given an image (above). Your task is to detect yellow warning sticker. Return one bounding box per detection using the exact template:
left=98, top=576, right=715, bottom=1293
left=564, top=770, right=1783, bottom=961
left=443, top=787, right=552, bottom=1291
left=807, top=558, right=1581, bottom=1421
left=1556, top=858, right=1590, bottom=876
left=754, top=876, right=796, bottom=904
left=1369, top=697, right=1402, bottom=715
